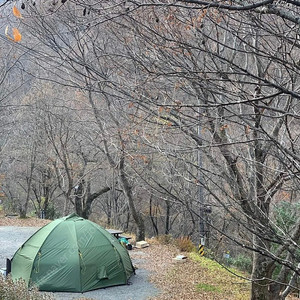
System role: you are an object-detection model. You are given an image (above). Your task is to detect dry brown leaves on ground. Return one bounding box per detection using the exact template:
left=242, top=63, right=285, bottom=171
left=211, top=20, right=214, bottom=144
left=0, top=216, right=51, bottom=227
left=131, top=243, right=203, bottom=300
left=130, top=243, right=250, bottom=300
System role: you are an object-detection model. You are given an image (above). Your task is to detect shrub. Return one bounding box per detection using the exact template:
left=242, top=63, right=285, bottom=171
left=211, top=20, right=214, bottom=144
left=231, top=254, right=252, bottom=273
left=156, top=234, right=173, bottom=245
left=274, top=201, right=300, bottom=234
left=0, top=275, right=54, bottom=300
left=45, top=204, right=60, bottom=220
left=175, top=236, right=196, bottom=252
left=203, top=248, right=215, bottom=259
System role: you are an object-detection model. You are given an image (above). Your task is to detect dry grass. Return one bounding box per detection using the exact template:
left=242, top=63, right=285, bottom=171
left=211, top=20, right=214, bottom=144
left=0, top=276, right=54, bottom=300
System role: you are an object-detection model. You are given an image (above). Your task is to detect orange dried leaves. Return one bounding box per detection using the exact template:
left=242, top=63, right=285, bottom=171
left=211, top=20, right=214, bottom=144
left=5, top=26, right=22, bottom=42
left=13, top=6, right=23, bottom=19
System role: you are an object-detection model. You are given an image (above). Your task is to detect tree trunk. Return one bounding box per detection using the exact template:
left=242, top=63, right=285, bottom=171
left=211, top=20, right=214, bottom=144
left=119, top=156, right=145, bottom=241
left=251, top=282, right=270, bottom=300
left=74, top=180, right=84, bottom=217
left=75, top=181, right=110, bottom=219
left=19, top=206, right=27, bottom=219
left=251, top=235, right=273, bottom=300
left=251, top=256, right=270, bottom=300
left=107, top=199, right=112, bottom=226
left=150, top=195, right=159, bottom=236
left=165, top=199, right=170, bottom=234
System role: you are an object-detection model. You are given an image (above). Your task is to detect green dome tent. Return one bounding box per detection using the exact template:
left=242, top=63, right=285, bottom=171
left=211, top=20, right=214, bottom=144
left=11, top=214, right=135, bottom=292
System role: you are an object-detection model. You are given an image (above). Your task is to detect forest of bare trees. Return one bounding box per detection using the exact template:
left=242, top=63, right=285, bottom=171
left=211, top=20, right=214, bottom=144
left=0, top=1, right=299, bottom=299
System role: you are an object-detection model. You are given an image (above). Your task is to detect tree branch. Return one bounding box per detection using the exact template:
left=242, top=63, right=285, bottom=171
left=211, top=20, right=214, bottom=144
left=177, top=0, right=274, bottom=10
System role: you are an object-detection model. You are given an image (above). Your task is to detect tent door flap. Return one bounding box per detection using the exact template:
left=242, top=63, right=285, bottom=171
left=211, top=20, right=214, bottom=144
left=97, top=266, right=108, bottom=280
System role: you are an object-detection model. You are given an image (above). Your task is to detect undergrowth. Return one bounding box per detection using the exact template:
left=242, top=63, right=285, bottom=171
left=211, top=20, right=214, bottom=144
left=0, top=275, right=54, bottom=300
left=155, top=234, right=196, bottom=252
left=189, top=252, right=250, bottom=300
left=174, top=236, right=196, bottom=252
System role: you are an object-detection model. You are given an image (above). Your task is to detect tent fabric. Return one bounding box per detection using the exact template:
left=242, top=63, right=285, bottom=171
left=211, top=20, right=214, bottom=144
left=11, top=214, right=135, bottom=292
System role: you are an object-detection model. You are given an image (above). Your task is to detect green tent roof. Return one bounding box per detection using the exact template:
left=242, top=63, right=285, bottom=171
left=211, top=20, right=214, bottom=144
left=11, top=214, right=134, bottom=292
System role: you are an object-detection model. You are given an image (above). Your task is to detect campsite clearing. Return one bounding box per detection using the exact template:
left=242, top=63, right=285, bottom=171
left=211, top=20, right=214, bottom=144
left=4, top=217, right=297, bottom=300
left=0, top=223, right=159, bottom=300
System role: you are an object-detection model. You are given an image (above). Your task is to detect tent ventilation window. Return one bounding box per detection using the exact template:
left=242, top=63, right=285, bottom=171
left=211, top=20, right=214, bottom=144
left=97, top=266, right=108, bottom=280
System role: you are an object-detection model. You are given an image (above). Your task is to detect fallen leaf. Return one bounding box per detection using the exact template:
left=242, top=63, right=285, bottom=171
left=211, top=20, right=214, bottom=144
left=12, top=28, right=22, bottom=42
left=13, top=6, right=22, bottom=18
left=5, top=26, right=22, bottom=42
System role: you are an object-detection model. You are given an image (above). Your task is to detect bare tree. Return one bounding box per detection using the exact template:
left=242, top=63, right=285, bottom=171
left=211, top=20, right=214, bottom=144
left=109, top=3, right=300, bottom=299
left=3, top=1, right=300, bottom=298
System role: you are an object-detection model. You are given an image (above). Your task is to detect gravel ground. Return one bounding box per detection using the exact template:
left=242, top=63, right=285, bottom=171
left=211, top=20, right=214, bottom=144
left=0, top=226, right=40, bottom=262
left=0, top=226, right=159, bottom=300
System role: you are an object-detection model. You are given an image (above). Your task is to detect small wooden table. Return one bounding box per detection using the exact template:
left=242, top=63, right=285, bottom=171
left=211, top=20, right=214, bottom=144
left=106, top=229, right=124, bottom=239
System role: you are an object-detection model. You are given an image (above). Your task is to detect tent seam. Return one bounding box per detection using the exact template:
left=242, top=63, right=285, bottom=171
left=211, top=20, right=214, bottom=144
left=73, top=219, right=83, bottom=292
left=27, top=219, right=64, bottom=287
